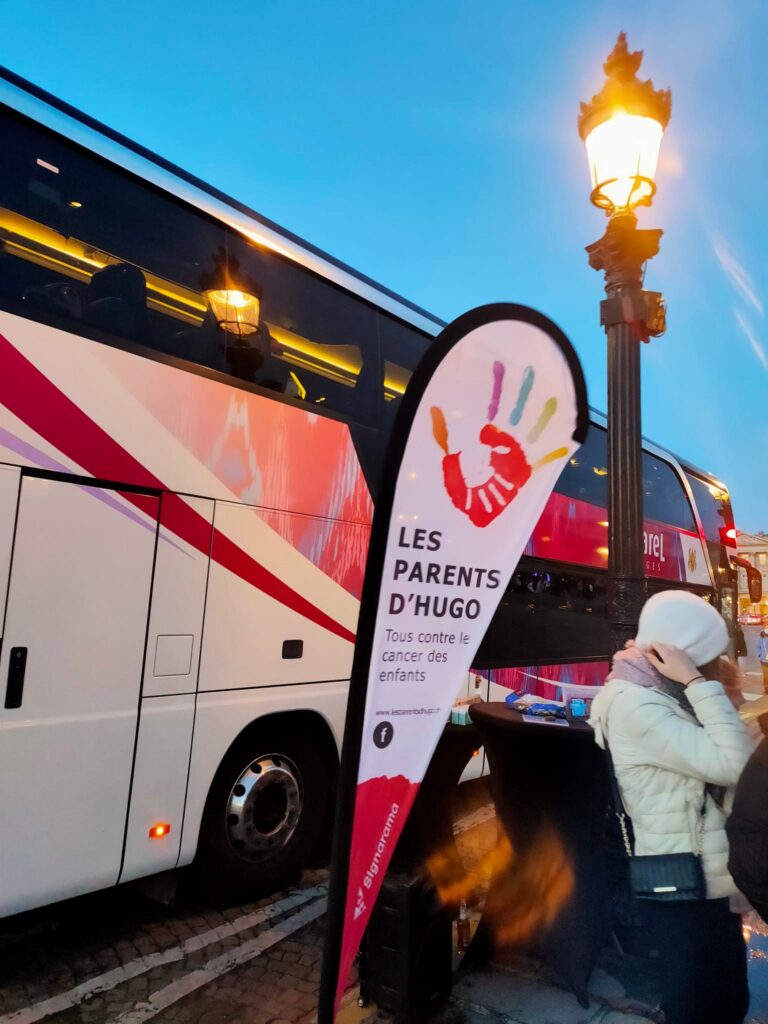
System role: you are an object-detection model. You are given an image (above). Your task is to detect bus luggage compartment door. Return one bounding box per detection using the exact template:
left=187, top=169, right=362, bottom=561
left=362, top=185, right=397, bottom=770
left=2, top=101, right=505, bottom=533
left=0, top=475, right=158, bottom=917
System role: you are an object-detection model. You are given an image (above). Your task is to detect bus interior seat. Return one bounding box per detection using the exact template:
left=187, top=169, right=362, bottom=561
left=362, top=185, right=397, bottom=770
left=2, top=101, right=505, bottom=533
left=169, top=315, right=288, bottom=391
left=84, top=263, right=150, bottom=345
left=223, top=336, right=263, bottom=383
left=332, top=353, right=382, bottom=424
left=255, top=327, right=292, bottom=394
left=0, top=249, right=23, bottom=299
left=224, top=324, right=291, bottom=394
left=22, top=280, right=84, bottom=321
left=0, top=247, right=55, bottom=303
left=166, top=308, right=222, bottom=366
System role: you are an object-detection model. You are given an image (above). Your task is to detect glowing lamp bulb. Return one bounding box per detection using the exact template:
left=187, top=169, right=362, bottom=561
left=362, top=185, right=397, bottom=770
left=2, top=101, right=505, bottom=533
left=149, top=823, right=171, bottom=839
left=205, top=288, right=261, bottom=337
left=584, top=112, right=664, bottom=213
left=578, top=34, right=671, bottom=215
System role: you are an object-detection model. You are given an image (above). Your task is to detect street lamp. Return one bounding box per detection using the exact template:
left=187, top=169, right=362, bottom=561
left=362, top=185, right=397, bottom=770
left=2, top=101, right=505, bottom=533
left=578, top=33, right=671, bottom=651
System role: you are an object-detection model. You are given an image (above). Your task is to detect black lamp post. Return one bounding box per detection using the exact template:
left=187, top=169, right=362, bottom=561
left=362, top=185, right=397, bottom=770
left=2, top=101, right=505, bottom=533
left=579, top=33, right=671, bottom=651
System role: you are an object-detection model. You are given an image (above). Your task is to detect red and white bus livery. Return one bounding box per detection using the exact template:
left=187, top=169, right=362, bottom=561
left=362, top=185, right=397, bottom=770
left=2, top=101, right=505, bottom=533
left=0, top=66, right=738, bottom=917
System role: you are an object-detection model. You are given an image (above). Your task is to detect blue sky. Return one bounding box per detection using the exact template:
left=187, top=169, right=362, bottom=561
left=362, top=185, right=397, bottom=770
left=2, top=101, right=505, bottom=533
left=2, top=0, right=766, bottom=529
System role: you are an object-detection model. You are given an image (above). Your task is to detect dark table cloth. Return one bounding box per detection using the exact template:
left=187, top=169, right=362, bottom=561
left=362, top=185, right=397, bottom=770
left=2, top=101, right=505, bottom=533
left=467, top=701, right=613, bottom=1007
left=391, top=722, right=481, bottom=876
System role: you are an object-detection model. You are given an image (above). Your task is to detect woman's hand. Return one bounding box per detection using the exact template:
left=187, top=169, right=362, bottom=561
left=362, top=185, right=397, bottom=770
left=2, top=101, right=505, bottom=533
left=644, top=642, right=704, bottom=686
left=719, top=656, right=745, bottom=709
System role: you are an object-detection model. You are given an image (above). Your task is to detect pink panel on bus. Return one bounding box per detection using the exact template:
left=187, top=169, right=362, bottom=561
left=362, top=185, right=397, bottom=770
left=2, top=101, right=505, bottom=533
left=114, top=354, right=373, bottom=596
left=115, top=356, right=373, bottom=527
left=254, top=507, right=370, bottom=600
left=525, top=491, right=701, bottom=582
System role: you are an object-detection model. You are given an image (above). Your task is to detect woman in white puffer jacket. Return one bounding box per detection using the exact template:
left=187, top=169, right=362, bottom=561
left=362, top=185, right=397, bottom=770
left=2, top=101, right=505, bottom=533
left=590, top=590, right=754, bottom=1024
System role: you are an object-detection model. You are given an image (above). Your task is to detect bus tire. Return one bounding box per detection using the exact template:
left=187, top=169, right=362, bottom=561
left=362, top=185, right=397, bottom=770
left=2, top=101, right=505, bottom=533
left=197, top=726, right=328, bottom=895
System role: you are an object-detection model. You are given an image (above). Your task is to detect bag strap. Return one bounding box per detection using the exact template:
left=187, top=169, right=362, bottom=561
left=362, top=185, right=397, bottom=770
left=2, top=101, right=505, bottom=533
left=694, top=791, right=708, bottom=856
left=604, top=744, right=634, bottom=858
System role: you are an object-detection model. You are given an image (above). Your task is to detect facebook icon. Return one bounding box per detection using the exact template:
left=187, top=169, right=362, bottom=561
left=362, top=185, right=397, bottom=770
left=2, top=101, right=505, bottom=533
left=373, top=721, right=394, bottom=749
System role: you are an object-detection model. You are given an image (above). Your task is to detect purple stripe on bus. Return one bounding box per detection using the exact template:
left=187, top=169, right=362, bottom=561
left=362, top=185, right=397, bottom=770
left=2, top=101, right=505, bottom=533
left=0, top=424, right=188, bottom=554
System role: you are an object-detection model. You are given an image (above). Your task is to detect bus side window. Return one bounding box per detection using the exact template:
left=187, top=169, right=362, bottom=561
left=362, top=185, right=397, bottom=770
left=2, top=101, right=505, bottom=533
left=474, top=564, right=610, bottom=667
left=553, top=425, right=608, bottom=508
left=642, top=453, right=696, bottom=532
left=379, top=314, right=430, bottom=425
left=553, top=426, right=699, bottom=538
left=0, top=108, right=433, bottom=433
left=225, top=231, right=380, bottom=426
left=685, top=472, right=735, bottom=579
left=0, top=107, right=228, bottom=356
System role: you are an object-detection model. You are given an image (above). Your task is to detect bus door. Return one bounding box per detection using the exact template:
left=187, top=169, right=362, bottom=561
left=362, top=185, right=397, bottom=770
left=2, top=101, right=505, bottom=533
left=119, top=495, right=214, bottom=885
left=0, top=472, right=158, bottom=917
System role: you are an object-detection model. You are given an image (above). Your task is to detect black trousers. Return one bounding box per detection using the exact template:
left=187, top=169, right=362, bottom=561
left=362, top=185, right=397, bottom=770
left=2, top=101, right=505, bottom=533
left=644, top=898, right=749, bottom=1024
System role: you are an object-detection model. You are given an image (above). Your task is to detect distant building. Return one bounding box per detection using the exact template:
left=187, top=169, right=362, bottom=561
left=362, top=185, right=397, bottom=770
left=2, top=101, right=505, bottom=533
left=737, top=531, right=768, bottom=616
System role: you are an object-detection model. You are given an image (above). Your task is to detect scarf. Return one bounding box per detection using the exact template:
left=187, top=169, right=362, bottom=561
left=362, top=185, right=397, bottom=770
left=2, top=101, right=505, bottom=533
left=608, top=640, right=695, bottom=715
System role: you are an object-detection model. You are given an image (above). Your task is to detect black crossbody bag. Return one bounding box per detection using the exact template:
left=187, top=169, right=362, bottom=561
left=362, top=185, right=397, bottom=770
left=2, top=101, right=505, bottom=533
left=605, top=746, right=707, bottom=902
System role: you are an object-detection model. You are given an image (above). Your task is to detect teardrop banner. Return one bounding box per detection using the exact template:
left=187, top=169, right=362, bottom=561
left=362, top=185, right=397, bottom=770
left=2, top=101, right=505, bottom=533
left=318, top=303, right=588, bottom=1022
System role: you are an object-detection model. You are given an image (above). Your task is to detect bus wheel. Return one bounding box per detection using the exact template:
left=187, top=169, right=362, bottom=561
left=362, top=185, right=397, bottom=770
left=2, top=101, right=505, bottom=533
left=198, top=728, right=328, bottom=894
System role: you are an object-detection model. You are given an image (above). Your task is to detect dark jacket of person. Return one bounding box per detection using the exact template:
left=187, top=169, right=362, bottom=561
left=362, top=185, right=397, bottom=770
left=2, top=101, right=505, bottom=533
left=727, top=735, right=768, bottom=920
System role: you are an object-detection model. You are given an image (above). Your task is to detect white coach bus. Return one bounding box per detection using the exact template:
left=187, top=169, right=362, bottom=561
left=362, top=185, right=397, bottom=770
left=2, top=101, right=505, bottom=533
left=0, top=67, right=739, bottom=918
left=0, top=66, right=444, bottom=917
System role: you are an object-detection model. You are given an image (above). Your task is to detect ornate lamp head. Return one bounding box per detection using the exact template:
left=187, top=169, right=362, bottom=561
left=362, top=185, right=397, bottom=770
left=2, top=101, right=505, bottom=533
left=578, top=33, right=671, bottom=215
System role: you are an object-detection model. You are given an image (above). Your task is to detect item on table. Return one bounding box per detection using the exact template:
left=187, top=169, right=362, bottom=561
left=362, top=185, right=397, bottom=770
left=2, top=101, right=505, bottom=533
left=450, top=694, right=482, bottom=725
left=506, top=695, right=567, bottom=719
left=566, top=696, right=593, bottom=721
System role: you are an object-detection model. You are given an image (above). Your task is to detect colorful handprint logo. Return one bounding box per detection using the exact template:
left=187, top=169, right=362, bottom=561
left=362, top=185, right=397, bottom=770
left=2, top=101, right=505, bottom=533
left=431, top=361, right=567, bottom=528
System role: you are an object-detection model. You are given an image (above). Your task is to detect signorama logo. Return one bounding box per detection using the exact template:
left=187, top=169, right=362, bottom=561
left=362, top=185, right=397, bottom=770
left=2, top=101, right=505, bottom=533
left=353, top=888, right=366, bottom=921
left=362, top=802, right=400, bottom=892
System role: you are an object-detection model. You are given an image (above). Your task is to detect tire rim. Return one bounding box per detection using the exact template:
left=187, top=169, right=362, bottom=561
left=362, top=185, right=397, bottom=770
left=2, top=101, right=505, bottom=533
left=225, top=753, right=303, bottom=861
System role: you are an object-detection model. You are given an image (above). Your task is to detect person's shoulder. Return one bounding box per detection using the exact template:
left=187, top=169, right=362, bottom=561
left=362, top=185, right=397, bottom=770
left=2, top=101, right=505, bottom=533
left=615, top=681, right=702, bottom=745
left=602, top=680, right=675, bottom=733
left=607, top=679, right=671, bottom=707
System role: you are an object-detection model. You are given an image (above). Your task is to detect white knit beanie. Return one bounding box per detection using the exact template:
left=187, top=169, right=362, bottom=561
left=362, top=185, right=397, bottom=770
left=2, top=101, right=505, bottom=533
left=635, top=590, right=729, bottom=667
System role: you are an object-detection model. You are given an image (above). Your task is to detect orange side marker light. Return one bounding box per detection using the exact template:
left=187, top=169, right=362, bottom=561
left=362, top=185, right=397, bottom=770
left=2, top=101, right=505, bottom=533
left=149, top=823, right=171, bottom=839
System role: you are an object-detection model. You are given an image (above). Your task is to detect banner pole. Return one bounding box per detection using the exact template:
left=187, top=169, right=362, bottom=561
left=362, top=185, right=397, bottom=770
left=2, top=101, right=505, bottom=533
left=317, top=304, right=589, bottom=1024
left=317, top=529, right=388, bottom=1024
left=317, top=312, right=457, bottom=1024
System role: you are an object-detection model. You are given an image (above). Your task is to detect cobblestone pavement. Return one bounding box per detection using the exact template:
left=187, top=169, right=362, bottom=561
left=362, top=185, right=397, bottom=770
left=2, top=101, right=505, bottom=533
left=0, top=786, right=492, bottom=1024
left=2, top=785, right=768, bottom=1024
left=0, top=870, right=330, bottom=1024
